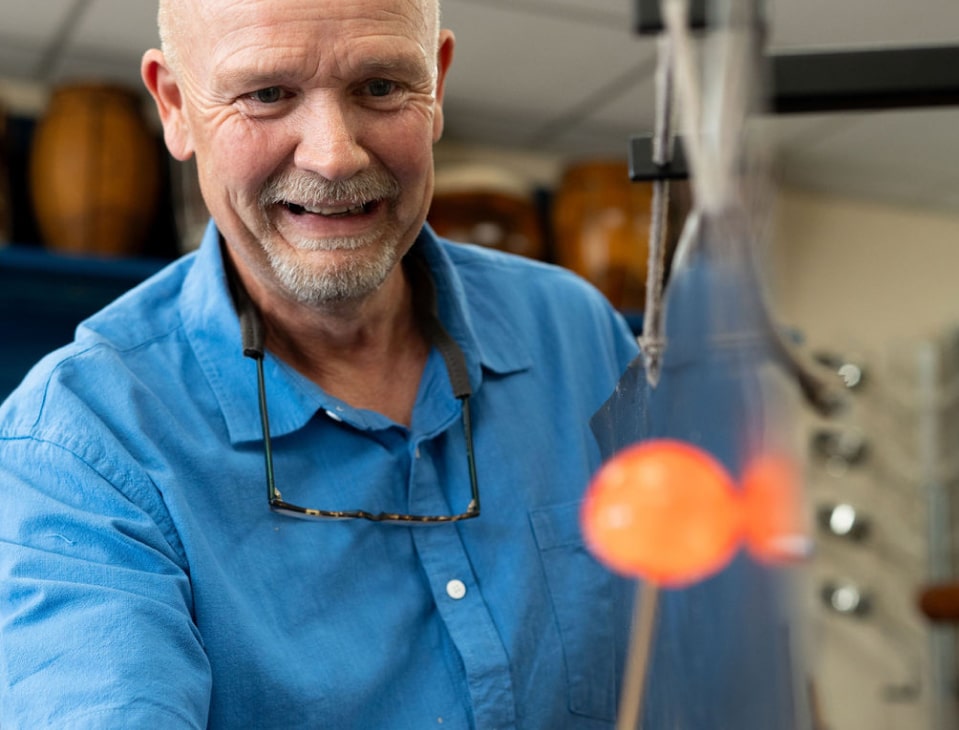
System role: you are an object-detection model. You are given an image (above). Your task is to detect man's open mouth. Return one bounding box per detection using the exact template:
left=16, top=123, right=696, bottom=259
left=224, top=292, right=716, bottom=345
left=284, top=200, right=378, bottom=217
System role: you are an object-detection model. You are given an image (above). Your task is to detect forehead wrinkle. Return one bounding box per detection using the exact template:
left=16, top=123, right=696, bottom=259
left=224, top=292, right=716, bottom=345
left=212, top=32, right=436, bottom=91
left=162, top=0, right=442, bottom=92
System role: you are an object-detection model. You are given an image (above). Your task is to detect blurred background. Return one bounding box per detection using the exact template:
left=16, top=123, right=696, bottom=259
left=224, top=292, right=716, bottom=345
left=1, top=1, right=959, bottom=728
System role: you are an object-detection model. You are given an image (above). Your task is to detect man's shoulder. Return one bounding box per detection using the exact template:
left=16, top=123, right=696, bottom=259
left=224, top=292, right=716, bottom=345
left=435, top=237, right=635, bottom=361
left=78, top=254, right=196, bottom=350
left=440, top=238, right=607, bottom=306
left=0, top=256, right=198, bottom=440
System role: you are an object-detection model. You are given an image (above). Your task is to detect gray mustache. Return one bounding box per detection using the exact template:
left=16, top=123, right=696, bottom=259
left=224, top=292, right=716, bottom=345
left=260, top=171, right=400, bottom=207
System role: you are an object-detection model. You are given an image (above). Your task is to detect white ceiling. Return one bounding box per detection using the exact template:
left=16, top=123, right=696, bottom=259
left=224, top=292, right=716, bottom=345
left=1, top=0, right=958, bottom=213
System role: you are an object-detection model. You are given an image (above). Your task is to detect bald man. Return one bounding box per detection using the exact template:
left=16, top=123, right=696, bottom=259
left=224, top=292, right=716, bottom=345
left=0, top=1, right=639, bottom=727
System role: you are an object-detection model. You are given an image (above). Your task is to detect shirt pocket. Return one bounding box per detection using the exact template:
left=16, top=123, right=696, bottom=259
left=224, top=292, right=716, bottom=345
left=529, top=500, right=633, bottom=722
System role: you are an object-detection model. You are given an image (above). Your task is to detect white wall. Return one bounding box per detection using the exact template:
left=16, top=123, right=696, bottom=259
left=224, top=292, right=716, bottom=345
left=770, top=187, right=959, bottom=730
left=771, top=187, right=959, bottom=351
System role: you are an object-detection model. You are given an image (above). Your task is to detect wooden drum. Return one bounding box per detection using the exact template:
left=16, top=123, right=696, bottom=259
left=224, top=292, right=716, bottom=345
left=552, top=160, right=654, bottom=312
left=29, top=82, right=161, bottom=257
left=428, top=189, right=545, bottom=260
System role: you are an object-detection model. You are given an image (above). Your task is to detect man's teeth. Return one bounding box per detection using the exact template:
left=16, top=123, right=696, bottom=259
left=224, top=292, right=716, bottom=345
left=287, top=201, right=368, bottom=216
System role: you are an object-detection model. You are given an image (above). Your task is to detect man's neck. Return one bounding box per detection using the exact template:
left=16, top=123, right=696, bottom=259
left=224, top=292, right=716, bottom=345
left=235, top=255, right=431, bottom=427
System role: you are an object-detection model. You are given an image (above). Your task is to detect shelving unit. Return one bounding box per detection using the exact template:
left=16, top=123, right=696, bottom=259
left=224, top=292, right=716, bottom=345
left=0, top=245, right=165, bottom=398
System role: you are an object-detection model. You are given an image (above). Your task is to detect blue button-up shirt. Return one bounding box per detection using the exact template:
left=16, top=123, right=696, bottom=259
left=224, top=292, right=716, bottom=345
left=0, top=223, right=639, bottom=729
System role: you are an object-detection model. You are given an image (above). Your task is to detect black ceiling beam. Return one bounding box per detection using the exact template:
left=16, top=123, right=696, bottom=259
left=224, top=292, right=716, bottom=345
left=771, top=45, right=959, bottom=114
left=628, top=44, right=959, bottom=182
left=634, top=0, right=959, bottom=112
left=629, top=0, right=959, bottom=181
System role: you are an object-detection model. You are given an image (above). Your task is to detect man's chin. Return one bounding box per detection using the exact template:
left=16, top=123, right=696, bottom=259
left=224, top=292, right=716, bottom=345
left=266, top=245, right=398, bottom=306
left=278, top=232, right=376, bottom=253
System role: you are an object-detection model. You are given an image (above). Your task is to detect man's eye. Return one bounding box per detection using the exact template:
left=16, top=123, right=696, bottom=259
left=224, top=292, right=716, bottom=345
left=366, top=79, right=396, bottom=97
left=249, top=87, right=286, bottom=104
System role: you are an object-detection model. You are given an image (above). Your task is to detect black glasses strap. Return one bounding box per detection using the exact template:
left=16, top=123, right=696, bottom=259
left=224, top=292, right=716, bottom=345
left=406, top=252, right=472, bottom=401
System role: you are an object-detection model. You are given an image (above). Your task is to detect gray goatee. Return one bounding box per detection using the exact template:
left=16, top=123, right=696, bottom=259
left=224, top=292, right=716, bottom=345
left=258, top=169, right=403, bottom=304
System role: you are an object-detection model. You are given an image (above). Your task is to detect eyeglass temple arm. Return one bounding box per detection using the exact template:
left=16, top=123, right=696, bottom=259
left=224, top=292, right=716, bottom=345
left=252, top=356, right=278, bottom=502
left=410, top=253, right=480, bottom=513
left=234, top=247, right=476, bottom=513
left=460, top=395, right=480, bottom=514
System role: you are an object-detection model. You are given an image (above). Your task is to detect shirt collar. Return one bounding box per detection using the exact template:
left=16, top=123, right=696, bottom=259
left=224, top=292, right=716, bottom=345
left=180, top=221, right=266, bottom=444
left=181, top=221, right=530, bottom=445
left=414, top=224, right=532, bottom=382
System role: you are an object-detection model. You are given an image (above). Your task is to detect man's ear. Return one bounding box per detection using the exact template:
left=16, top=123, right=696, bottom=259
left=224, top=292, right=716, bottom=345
left=141, top=48, right=195, bottom=161
left=432, top=29, right=455, bottom=143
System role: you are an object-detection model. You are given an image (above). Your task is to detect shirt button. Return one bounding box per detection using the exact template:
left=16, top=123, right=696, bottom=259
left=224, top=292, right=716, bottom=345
left=446, top=579, right=467, bottom=600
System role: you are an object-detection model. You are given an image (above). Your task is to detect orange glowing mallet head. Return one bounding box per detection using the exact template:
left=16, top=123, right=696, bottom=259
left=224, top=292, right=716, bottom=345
left=581, top=439, right=806, bottom=586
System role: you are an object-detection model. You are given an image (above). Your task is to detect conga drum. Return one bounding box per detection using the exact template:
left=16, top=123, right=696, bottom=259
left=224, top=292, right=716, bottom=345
left=552, top=160, right=654, bottom=312
left=29, top=82, right=161, bottom=257
left=429, top=163, right=545, bottom=260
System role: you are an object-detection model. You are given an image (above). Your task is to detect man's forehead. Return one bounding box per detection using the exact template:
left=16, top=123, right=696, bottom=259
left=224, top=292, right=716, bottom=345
left=162, top=0, right=440, bottom=74
left=171, top=0, right=437, bottom=25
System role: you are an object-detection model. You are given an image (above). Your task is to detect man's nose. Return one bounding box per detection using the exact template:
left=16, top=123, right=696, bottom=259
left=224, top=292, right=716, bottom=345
left=293, top=96, right=370, bottom=182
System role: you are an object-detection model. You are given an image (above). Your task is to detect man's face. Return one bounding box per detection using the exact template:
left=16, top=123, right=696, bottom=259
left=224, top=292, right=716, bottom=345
left=151, top=0, right=453, bottom=305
